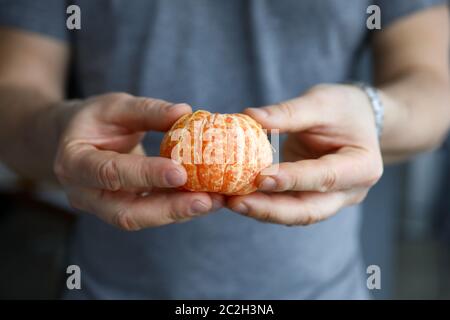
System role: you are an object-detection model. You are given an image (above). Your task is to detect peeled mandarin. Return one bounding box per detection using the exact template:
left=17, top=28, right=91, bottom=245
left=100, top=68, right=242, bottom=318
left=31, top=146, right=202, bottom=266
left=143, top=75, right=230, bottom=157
left=160, top=110, right=273, bottom=195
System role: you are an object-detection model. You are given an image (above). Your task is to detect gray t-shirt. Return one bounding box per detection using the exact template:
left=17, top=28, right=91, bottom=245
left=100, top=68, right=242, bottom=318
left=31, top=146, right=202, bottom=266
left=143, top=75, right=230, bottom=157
left=0, top=0, right=444, bottom=299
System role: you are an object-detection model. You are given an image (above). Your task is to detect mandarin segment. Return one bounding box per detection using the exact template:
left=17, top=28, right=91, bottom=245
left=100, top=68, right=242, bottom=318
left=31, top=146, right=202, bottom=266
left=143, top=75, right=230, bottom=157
left=160, top=110, right=273, bottom=195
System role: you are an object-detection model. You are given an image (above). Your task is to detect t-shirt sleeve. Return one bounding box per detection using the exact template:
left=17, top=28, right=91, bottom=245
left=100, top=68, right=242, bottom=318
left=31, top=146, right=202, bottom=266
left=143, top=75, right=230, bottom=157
left=0, top=0, right=69, bottom=42
left=374, top=0, right=447, bottom=28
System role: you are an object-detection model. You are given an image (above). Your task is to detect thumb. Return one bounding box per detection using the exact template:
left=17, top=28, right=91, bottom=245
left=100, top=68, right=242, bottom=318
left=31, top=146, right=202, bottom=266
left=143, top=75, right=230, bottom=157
left=243, top=94, right=322, bottom=133
left=100, top=94, right=192, bottom=132
left=130, top=144, right=147, bottom=156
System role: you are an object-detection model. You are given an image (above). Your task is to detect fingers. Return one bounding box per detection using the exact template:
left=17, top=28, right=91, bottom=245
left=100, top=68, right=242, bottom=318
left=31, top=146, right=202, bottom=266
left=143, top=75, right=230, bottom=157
left=243, top=93, right=322, bottom=133
left=227, top=191, right=353, bottom=226
left=244, top=85, right=379, bottom=143
left=55, top=93, right=193, bottom=191
left=100, top=93, right=192, bottom=132
left=68, top=187, right=216, bottom=230
left=256, top=148, right=383, bottom=192
left=56, top=143, right=187, bottom=191
left=130, top=144, right=147, bottom=156
left=209, top=193, right=226, bottom=211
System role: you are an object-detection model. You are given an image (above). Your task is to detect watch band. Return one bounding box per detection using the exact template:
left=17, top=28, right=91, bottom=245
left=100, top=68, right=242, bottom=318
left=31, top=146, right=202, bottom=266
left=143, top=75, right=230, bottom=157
left=353, top=82, right=384, bottom=139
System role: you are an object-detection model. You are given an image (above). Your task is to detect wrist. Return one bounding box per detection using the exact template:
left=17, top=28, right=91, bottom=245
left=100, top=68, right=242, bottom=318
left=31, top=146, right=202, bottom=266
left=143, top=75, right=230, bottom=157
left=351, top=82, right=385, bottom=140
left=50, top=99, right=83, bottom=143
left=376, top=90, right=410, bottom=154
left=21, top=99, right=82, bottom=181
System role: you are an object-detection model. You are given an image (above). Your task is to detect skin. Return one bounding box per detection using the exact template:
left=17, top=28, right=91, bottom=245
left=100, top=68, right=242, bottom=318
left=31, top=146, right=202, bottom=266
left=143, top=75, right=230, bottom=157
left=0, top=5, right=449, bottom=230
left=228, top=5, right=450, bottom=224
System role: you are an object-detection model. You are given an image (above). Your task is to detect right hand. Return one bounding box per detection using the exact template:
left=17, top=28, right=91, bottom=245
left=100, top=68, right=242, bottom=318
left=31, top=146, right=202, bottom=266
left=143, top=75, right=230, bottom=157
left=54, top=93, right=223, bottom=231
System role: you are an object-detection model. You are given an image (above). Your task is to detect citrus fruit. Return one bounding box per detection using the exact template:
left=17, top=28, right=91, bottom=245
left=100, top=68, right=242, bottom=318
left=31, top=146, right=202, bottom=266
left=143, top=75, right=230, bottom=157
left=160, top=110, right=273, bottom=195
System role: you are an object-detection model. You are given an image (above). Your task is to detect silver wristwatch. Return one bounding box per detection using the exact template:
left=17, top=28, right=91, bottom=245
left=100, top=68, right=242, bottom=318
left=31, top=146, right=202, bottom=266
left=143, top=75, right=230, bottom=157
left=353, top=82, right=384, bottom=139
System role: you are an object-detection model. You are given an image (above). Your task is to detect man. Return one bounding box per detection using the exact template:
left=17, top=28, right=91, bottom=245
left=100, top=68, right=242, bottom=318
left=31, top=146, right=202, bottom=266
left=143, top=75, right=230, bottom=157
left=0, top=0, right=448, bottom=299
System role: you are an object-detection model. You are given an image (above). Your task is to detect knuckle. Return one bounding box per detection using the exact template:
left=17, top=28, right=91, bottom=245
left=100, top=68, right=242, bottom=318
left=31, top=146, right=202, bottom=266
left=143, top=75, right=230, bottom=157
left=135, top=97, right=157, bottom=113
left=107, top=92, right=132, bottom=102
left=140, top=165, right=156, bottom=188
left=293, top=201, right=327, bottom=226
left=277, top=101, right=296, bottom=120
left=282, top=176, right=295, bottom=192
left=296, top=211, right=327, bottom=226
left=167, top=209, right=180, bottom=222
left=257, top=210, right=274, bottom=223
left=114, top=208, right=140, bottom=231
left=319, top=168, right=337, bottom=192
left=296, top=203, right=320, bottom=225
left=288, top=173, right=301, bottom=191
left=297, top=214, right=318, bottom=226
left=174, top=217, right=193, bottom=224
left=280, top=164, right=299, bottom=191
left=164, top=199, right=190, bottom=222
left=97, top=158, right=122, bottom=191
left=100, top=93, right=133, bottom=113
left=168, top=205, right=189, bottom=222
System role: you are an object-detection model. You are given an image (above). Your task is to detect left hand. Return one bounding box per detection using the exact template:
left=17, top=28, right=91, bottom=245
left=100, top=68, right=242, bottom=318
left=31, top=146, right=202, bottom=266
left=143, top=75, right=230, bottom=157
left=227, top=84, right=384, bottom=225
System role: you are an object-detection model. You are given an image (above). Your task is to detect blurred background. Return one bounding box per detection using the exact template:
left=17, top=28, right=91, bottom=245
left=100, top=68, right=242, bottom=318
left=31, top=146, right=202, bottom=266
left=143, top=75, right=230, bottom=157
left=362, top=141, right=450, bottom=299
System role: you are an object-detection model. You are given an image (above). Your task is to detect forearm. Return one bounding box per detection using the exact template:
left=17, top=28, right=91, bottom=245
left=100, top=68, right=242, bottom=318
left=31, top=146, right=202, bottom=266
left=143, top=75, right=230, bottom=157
left=0, top=29, right=71, bottom=182
left=0, top=84, right=70, bottom=182
left=377, top=69, right=450, bottom=163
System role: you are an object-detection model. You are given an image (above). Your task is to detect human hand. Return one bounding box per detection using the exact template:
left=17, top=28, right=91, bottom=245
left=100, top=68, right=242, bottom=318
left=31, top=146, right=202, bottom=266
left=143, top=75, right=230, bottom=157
left=227, top=84, right=383, bottom=225
left=54, top=93, right=223, bottom=230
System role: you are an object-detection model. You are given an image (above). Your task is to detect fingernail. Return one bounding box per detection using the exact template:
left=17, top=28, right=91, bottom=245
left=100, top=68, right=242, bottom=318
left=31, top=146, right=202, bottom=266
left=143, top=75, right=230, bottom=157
left=233, top=203, right=249, bottom=214
left=249, top=107, right=268, bottom=118
left=191, top=200, right=210, bottom=214
left=165, top=169, right=185, bottom=186
left=258, top=177, right=277, bottom=191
